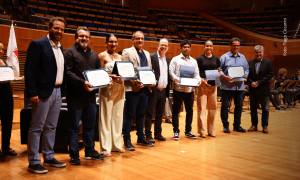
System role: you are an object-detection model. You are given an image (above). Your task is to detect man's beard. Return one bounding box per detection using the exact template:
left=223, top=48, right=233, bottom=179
left=76, top=39, right=89, bottom=49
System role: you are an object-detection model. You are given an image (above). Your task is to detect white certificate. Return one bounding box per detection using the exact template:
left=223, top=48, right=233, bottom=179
left=117, top=62, right=135, bottom=78
left=180, top=78, right=199, bottom=87
left=85, top=69, right=110, bottom=89
left=0, top=66, right=14, bottom=81
left=139, top=70, right=156, bottom=85
left=228, top=66, right=244, bottom=78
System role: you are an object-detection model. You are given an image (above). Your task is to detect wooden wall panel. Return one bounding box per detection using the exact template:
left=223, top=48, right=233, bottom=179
left=0, top=24, right=255, bottom=61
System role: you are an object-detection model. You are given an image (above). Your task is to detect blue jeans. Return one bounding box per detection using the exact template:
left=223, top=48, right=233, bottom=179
left=122, top=90, right=149, bottom=142
left=28, top=87, right=61, bottom=165
left=67, top=100, right=96, bottom=155
left=220, top=90, right=243, bottom=128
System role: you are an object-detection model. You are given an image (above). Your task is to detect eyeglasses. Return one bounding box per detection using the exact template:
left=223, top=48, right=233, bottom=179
left=159, top=44, right=168, bottom=47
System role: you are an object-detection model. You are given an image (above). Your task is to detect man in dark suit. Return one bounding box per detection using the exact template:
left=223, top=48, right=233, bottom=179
left=145, top=38, right=170, bottom=142
left=247, top=45, right=274, bottom=134
left=25, top=17, right=66, bottom=174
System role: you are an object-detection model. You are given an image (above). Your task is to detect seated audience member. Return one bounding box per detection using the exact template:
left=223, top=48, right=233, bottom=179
left=269, top=77, right=286, bottom=110
left=289, top=69, right=300, bottom=101
left=276, top=68, right=293, bottom=107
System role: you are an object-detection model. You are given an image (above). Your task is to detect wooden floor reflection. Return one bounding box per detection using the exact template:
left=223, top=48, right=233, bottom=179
left=1, top=105, right=300, bottom=180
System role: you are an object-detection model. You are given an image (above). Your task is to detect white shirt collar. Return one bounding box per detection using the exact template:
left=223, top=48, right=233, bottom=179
left=47, top=34, right=61, bottom=48
left=157, top=51, right=166, bottom=60
left=180, top=53, right=190, bottom=60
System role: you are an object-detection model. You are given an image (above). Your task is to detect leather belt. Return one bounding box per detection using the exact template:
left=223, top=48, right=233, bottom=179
left=54, top=85, right=61, bottom=88
left=156, top=87, right=165, bottom=91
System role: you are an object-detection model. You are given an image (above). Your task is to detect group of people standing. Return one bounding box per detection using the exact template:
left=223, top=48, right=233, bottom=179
left=1, top=17, right=287, bottom=174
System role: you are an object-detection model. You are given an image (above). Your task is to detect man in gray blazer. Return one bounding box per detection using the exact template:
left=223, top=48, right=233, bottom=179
left=144, top=38, right=170, bottom=143
left=122, top=31, right=155, bottom=151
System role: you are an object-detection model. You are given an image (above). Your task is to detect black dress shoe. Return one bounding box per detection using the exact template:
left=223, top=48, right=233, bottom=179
left=137, top=138, right=154, bottom=147
left=287, top=103, right=292, bottom=108
left=233, top=126, right=246, bottom=132
left=223, top=126, right=230, bottom=133
left=146, top=136, right=155, bottom=143
left=124, top=140, right=135, bottom=151
left=276, top=106, right=281, bottom=110
left=154, top=133, right=166, bottom=141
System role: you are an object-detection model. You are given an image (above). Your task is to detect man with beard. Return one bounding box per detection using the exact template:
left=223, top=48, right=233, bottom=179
left=64, top=27, right=104, bottom=165
left=25, top=17, right=67, bottom=174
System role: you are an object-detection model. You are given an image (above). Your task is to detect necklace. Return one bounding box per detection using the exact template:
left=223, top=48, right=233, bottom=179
left=106, top=50, right=115, bottom=57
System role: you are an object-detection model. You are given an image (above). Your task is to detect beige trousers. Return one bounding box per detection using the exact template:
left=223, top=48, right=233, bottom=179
left=197, top=84, right=217, bottom=136
left=99, top=81, right=125, bottom=154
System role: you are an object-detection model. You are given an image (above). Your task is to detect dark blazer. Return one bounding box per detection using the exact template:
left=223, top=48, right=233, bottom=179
left=248, top=58, right=274, bottom=96
left=25, top=36, right=65, bottom=99
left=290, top=74, right=300, bottom=80
left=150, top=52, right=170, bottom=98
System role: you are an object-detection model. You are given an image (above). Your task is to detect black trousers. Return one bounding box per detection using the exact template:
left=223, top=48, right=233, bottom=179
left=269, top=89, right=281, bottom=107
left=250, top=94, right=269, bottom=128
left=172, top=90, right=194, bottom=133
left=279, top=89, right=293, bottom=104
left=145, top=90, right=166, bottom=137
left=0, top=84, right=14, bottom=150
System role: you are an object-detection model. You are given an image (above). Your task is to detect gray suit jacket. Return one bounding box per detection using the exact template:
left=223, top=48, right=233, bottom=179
left=122, top=46, right=152, bottom=92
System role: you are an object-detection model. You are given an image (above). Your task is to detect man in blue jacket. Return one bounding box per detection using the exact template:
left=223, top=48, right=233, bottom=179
left=25, top=17, right=66, bottom=174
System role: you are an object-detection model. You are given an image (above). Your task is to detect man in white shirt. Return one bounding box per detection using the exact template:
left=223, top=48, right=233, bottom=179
left=25, top=17, right=66, bottom=174
left=169, top=39, right=201, bottom=140
left=145, top=38, right=170, bottom=142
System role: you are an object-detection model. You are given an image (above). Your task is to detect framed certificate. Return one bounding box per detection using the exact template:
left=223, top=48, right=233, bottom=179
left=0, top=66, right=14, bottom=81
left=138, top=69, right=156, bottom=86
left=112, top=61, right=136, bottom=80
left=228, top=66, right=245, bottom=78
left=205, top=70, right=220, bottom=86
left=83, top=68, right=111, bottom=90
left=180, top=77, right=199, bottom=87
left=180, top=65, right=195, bottom=78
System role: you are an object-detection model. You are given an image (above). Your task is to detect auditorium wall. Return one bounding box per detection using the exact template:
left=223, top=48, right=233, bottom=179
left=0, top=24, right=255, bottom=61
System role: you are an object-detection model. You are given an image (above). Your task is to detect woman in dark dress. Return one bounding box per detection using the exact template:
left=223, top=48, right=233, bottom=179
left=0, top=41, right=17, bottom=156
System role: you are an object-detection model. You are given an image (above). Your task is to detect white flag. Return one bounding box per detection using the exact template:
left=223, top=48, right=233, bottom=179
left=7, top=21, right=19, bottom=77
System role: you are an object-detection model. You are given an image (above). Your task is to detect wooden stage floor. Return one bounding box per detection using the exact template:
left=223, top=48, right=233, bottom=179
left=1, top=105, right=300, bottom=180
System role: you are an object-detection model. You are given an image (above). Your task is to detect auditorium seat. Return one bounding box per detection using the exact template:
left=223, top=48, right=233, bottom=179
left=48, top=2, right=57, bottom=9
left=83, top=7, right=91, bottom=14
left=105, top=17, right=113, bottom=23
left=87, top=14, right=96, bottom=21
left=75, top=19, right=84, bottom=26
left=66, top=24, right=77, bottom=33
left=98, top=28, right=107, bottom=37
left=66, top=5, right=74, bottom=12
left=123, top=25, right=132, bottom=32
left=78, top=13, right=87, bottom=20
left=28, top=5, right=38, bottom=15
left=128, top=20, right=135, bottom=26
left=96, top=15, right=104, bottom=22
left=69, top=11, right=78, bottom=18
left=93, top=21, right=102, bottom=29
left=85, top=20, right=93, bottom=28
left=102, top=22, right=110, bottom=29
left=38, top=7, right=49, bottom=15
left=88, top=27, right=98, bottom=36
